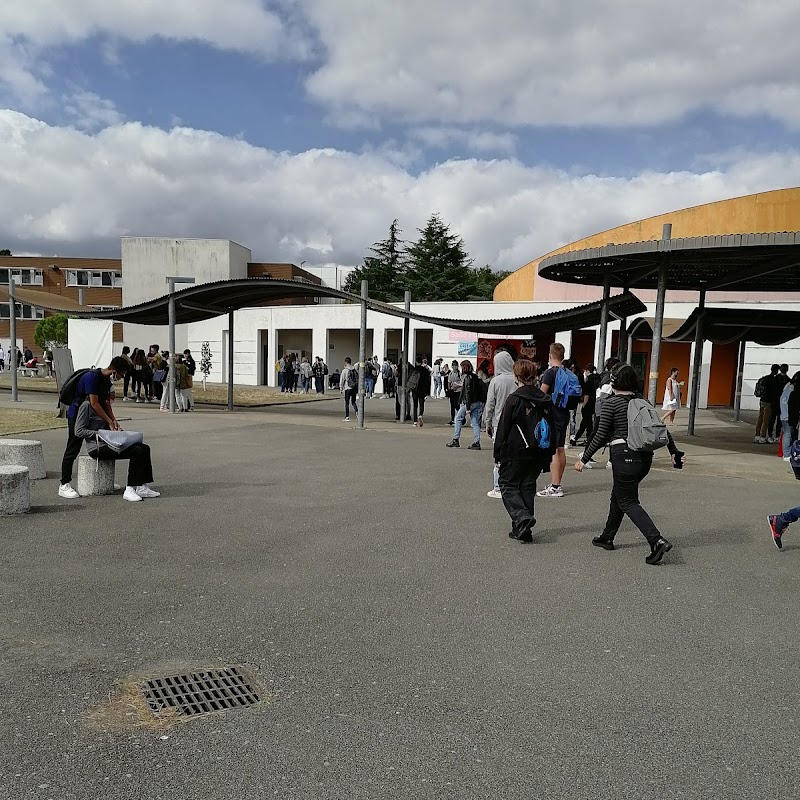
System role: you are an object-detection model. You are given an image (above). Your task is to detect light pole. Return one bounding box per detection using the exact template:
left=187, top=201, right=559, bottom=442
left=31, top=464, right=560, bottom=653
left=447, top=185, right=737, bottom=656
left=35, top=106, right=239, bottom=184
left=8, top=276, right=19, bottom=402
left=165, top=276, right=196, bottom=413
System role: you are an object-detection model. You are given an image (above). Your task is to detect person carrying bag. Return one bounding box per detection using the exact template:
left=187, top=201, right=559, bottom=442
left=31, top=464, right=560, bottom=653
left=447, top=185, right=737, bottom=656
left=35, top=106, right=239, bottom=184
left=74, top=399, right=161, bottom=502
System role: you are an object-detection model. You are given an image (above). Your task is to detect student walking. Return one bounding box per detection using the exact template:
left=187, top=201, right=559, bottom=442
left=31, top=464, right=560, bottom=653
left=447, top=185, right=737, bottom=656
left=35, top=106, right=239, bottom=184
left=493, top=359, right=554, bottom=542
left=768, top=503, right=800, bottom=550
left=485, top=349, right=517, bottom=498
left=660, top=367, right=682, bottom=424
left=575, top=364, right=684, bottom=565
left=447, top=360, right=462, bottom=426
left=340, top=357, right=359, bottom=421
left=432, top=359, right=443, bottom=398
left=446, top=361, right=485, bottom=449
left=408, top=357, right=432, bottom=426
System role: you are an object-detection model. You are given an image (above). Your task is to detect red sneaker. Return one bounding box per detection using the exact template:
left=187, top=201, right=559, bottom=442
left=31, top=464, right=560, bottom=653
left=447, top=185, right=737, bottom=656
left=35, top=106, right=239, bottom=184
left=767, top=515, right=785, bottom=550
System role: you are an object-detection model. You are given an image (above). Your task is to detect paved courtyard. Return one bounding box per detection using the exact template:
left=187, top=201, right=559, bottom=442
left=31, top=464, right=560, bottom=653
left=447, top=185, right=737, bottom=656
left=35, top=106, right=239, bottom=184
left=1, top=393, right=798, bottom=799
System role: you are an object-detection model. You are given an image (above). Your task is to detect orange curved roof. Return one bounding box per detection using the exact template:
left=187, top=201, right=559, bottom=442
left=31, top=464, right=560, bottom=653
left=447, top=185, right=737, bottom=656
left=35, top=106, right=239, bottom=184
left=494, top=187, right=800, bottom=303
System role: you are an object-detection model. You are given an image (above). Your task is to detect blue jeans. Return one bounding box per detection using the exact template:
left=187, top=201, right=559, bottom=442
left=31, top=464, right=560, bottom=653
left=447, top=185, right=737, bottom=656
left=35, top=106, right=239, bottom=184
left=782, top=421, right=796, bottom=457
left=433, top=376, right=442, bottom=397
left=365, top=376, right=375, bottom=396
left=778, top=506, right=800, bottom=528
left=454, top=402, right=483, bottom=444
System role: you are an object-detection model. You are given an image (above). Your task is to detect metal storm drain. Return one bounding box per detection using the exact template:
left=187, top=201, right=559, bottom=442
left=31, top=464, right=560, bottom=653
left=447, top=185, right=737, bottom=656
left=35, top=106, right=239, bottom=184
left=141, top=666, right=261, bottom=718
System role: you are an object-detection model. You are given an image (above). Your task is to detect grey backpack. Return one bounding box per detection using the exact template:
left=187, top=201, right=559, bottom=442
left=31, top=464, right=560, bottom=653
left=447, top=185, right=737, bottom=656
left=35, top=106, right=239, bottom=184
left=626, top=397, right=669, bottom=452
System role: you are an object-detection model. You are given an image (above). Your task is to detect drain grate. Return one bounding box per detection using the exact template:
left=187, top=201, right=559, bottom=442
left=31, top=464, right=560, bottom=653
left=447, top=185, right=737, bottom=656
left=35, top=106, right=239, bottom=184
left=141, top=666, right=261, bottom=717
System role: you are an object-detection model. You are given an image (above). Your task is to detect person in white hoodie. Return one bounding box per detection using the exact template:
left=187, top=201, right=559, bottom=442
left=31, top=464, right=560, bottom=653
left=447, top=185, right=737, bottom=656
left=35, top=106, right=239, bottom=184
left=484, top=349, right=517, bottom=498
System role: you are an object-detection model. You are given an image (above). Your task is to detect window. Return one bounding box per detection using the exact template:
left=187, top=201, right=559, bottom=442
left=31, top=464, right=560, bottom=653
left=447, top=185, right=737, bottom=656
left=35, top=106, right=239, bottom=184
left=65, top=269, right=121, bottom=287
left=0, top=268, right=43, bottom=285
left=0, top=303, right=44, bottom=320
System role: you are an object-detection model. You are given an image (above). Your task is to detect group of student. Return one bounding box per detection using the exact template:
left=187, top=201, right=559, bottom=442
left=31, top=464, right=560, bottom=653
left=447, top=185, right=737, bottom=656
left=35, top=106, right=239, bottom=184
left=480, top=343, right=685, bottom=565
left=119, top=344, right=197, bottom=411
left=753, top=363, right=800, bottom=453
left=276, top=354, right=331, bottom=394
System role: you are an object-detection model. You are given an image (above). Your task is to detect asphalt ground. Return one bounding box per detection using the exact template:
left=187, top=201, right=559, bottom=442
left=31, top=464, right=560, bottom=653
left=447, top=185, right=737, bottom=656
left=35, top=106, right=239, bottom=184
left=1, top=394, right=799, bottom=799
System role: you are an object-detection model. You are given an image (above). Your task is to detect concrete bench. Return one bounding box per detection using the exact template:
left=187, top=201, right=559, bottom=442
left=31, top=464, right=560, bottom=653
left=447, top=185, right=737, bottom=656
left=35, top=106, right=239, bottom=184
left=18, top=365, right=45, bottom=378
left=0, top=438, right=46, bottom=479
left=0, top=466, right=30, bottom=515
left=76, top=455, right=116, bottom=497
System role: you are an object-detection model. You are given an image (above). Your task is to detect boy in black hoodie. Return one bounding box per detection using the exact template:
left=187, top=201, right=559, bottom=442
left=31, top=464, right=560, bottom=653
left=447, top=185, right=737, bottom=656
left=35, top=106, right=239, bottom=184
left=493, top=359, right=555, bottom=543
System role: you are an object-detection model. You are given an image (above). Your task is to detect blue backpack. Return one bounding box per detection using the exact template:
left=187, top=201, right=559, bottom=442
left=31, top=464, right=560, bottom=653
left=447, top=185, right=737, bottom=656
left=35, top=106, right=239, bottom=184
left=552, top=366, right=583, bottom=410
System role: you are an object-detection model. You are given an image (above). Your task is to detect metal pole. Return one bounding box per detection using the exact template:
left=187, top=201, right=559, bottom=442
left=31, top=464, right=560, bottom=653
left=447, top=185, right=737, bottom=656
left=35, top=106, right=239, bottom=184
left=687, top=289, right=706, bottom=436
left=733, top=338, right=747, bottom=422
left=168, top=279, right=176, bottom=413
left=597, top=270, right=611, bottom=368
left=617, top=283, right=629, bottom=362
left=647, top=224, right=672, bottom=405
left=9, top=278, right=19, bottom=402
left=401, top=291, right=410, bottom=423
left=357, top=280, right=368, bottom=429
left=227, top=308, right=234, bottom=411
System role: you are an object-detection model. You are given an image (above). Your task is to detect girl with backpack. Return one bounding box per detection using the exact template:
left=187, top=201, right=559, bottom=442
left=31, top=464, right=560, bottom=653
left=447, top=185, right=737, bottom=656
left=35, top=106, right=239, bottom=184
left=574, top=364, right=684, bottom=565
left=493, top=358, right=555, bottom=543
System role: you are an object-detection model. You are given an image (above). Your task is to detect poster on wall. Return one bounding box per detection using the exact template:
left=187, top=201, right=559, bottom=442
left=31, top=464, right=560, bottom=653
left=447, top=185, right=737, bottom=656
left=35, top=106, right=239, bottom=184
left=457, top=341, right=478, bottom=356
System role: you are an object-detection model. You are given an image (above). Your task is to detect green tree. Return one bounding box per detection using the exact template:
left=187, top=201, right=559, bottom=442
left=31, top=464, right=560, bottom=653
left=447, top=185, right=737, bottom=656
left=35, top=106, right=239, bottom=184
left=403, top=214, right=475, bottom=301
left=0, top=249, right=11, bottom=256
left=343, top=219, right=407, bottom=301
left=468, top=265, right=513, bottom=301
left=34, top=314, right=68, bottom=350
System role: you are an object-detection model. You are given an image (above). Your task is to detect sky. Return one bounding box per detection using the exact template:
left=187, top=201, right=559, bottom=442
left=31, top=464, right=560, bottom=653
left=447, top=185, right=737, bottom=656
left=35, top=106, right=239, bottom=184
left=1, top=0, right=799, bottom=271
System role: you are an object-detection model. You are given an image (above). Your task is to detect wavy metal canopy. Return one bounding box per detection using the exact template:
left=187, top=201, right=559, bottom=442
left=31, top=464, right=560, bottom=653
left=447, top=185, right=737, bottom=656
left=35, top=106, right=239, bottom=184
left=5, top=278, right=646, bottom=336
left=538, top=232, right=800, bottom=292
left=663, top=307, right=800, bottom=347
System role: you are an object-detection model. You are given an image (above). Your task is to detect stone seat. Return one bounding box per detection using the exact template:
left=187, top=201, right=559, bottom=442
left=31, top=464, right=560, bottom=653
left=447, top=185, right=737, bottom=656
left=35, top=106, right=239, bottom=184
left=76, top=455, right=115, bottom=497
left=0, top=438, right=46, bottom=479
left=0, top=465, right=30, bottom=515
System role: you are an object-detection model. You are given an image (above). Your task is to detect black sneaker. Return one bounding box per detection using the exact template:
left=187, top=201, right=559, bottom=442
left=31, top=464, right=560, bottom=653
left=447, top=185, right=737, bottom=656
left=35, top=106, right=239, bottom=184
left=768, top=515, right=784, bottom=550
left=509, top=530, right=533, bottom=543
left=645, top=538, right=672, bottom=565
left=468, top=442, right=481, bottom=451
left=446, top=440, right=460, bottom=448
left=591, top=536, right=615, bottom=551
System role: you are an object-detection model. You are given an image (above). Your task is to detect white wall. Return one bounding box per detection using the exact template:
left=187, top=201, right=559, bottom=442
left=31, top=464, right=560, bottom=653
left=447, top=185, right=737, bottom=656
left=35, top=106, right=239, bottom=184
left=68, top=319, right=113, bottom=369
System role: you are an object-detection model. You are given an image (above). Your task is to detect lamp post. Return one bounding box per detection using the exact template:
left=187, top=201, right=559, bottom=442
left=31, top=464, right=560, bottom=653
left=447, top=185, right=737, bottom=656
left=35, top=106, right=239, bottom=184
left=165, top=276, right=196, bottom=413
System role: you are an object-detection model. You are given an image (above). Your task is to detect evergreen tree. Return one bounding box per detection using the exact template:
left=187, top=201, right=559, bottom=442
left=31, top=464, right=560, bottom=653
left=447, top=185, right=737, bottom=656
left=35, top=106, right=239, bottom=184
left=0, top=249, right=11, bottom=256
left=343, top=219, right=407, bottom=301
left=468, top=265, right=513, bottom=301
left=403, top=214, right=475, bottom=301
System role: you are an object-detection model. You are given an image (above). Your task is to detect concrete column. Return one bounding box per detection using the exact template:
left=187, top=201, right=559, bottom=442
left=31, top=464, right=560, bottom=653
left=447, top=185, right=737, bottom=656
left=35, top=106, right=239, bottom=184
left=596, top=271, right=611, bottom=368
left=168, top=291, right=177, bottom=413
left=227, top=308, right=234, bottom=411
left=687, top=290, right=706, bottom=436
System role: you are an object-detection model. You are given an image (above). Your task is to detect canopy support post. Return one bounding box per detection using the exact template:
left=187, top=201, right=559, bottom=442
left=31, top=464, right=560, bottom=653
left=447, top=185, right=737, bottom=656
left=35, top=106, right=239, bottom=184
left=617, top=284, right=629, bottom=362
left=357, top=280, right=368, bottom=430
left=687, top=289, right=706, bottom=436
left=733, top=338, right=747, bottom=422
left=227, top=308, right=234, bottom=411
left=400, top=291, right=411, bottom=423
left=168, top=289, right=177, bottom=413
left=647, top=224, right=671, bottom=404
left=596, top=271, right=611, bottom=369
left=9, top=278, right=19, bottom=402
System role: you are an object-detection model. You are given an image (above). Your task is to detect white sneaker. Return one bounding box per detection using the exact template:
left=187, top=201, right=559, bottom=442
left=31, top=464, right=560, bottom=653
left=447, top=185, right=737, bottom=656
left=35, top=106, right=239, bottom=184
left=58, top=483, right=80, bottom=499
left=606, top=461, right=613, bottom=469
left=768, top=437, right=776, bottom=444
left=123, top=486, right=143, bottom=502
left=487, top=489, right=502, bottom=499
left=757, top=437, right=767, bottom=444
left=784, top=456, right=792, bottom=462
left=344, top=417, right=350, bottom=421
left=135, top=485, right=161, bottom=498
left=537, top=484, right=564, bottom=498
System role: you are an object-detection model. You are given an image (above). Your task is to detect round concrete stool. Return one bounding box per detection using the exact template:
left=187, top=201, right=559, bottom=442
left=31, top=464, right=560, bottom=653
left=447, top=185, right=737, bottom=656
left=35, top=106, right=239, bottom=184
left=0, top=439, right=46, bottom=480
left=0, top=465, right=31, bottom=515
left=76, top=455, right=116, bottom=497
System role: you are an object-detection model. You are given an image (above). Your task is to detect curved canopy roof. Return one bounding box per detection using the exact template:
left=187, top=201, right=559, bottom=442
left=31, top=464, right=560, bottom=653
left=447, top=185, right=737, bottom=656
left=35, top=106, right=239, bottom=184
left=4, top=278, right=646, bottom=336
left=663, top=307, right=800, bottom=347
left=538, top=232, right=800, bottom=292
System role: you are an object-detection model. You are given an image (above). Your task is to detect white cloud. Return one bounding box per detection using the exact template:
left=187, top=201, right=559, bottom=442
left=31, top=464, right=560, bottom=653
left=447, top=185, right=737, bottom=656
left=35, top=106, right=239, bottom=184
left=63, top=90, right=124, bottom=131
left=301, top=0, right=800, bottom=129
left=411, top=127, right=517, bottom=155
left=0, top=111, right=799, bottom=272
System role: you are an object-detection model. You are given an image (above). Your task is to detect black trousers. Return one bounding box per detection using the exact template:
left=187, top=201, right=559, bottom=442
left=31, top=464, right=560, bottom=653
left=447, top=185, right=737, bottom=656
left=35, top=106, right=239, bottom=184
left=395, top=391, right=411, bottom=421
left=770, top=404, right=782, bottom=438
left=412, top=392, right=426, bottom=422
left=575, top=406, right=593, bottom=442
left=449, top=391, right=460, bottom=422
left=60, top=416, right=84, bottom=484
left=499, top=460, right=542, bottom=537
left=315, top=376, right=325, bottom=393
left=344, top=388, right=358, bottom=416
left=123, top=372, right=131, bottom=397
left=601, top=444, right=662, bottom=545
left=90, top=443, right=154, bottom=487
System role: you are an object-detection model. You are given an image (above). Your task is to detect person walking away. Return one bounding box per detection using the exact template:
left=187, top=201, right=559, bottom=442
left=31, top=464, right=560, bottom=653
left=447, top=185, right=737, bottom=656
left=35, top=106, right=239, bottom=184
left=446, top=361, right=485, bottom=449
left=660, top=367, right=682, bottom=425
left=408, top=357, right=432, bottom=427
left=563, top=358, right=587, bottom=445
left=771, top=364, right=791, bottom=444
left=493, top=358, right=555, bottom=542
left=341, top=357, right=359, bottom=421
left=381, top=357, right=394, bottom=398
left=447, top=361, right=462, bottom=426
left=576, top=364, right=684, bottom=565
left=182, top=349, right=196, bottom=410
left=394, top=356, right=412, bottom=421
left=581, top=356, right=621, bottom=469
left=74, top=394, right=160, bottom=502
left=779, top=371, right=800, bottom=460
left=58, top=356, right=129, bottom=499
left=485, top=349, right=518, bottom=498
left=574, top=364, right=600, bottom=445
left=754, top=365, right=780, bottom=443
left=537, top=343, right=581, bottom=497
left=121, top=346, right=134, bottom=400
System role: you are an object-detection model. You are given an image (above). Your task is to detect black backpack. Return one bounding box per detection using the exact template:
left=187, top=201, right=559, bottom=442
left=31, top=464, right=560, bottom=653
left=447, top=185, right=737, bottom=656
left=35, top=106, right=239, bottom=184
left=58, top=368, right=94, bottom=407
left=504, top=396, right=555, bottom=464
left=754, top=375, right=767, bottom=399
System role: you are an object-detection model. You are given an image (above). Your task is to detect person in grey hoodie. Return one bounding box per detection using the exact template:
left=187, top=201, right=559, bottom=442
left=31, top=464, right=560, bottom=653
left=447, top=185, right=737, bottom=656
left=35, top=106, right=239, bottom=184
left=484, top=349, right=517, bottom=498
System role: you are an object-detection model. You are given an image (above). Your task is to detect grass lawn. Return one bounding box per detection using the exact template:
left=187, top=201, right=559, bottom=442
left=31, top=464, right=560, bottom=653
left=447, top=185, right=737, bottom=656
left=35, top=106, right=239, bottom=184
left=0, top=375, right=335, bottom=407
left=0, top=408, right=67, bottom=435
